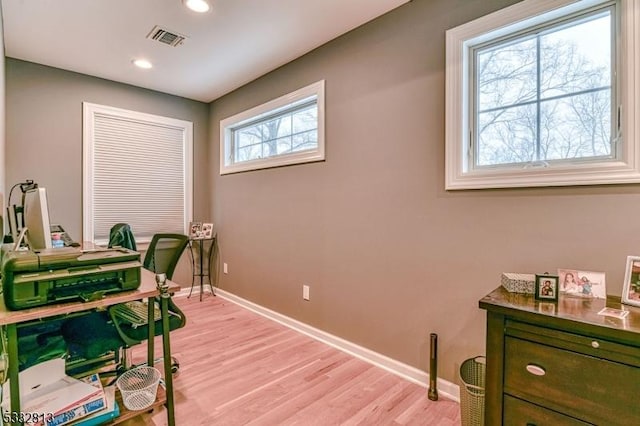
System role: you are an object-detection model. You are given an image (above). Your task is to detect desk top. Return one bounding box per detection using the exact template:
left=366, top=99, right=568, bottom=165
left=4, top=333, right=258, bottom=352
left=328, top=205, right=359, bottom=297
left=0, top=268, right=179, bottom=326
left=480, top=286, right=640, bottom=339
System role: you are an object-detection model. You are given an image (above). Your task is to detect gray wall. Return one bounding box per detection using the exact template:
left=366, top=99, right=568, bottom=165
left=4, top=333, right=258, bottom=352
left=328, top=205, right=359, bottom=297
left=210, top=0, right=640, bottom=385
left=5, top=59, right=210, bottom=286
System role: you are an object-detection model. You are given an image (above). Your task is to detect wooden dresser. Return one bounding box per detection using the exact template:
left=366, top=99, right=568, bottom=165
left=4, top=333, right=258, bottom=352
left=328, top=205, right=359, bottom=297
left=479, top=287, right=640, bottom=425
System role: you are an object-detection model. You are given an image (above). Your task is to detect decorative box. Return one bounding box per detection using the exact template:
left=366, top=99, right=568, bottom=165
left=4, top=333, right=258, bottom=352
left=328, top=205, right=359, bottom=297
left=501, top=273, right=535, bottom=294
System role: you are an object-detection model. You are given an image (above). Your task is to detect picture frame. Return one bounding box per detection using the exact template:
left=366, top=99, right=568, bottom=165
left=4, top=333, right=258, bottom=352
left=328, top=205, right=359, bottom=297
left=622, top=255, right=640, bottom=307
left=202, top=223, right=214, bottom=239
left=558, top=268, right=607, bottom=299
left=189, top=221, right=203, bottom=239
left=535, top=274, right=559, bottom=302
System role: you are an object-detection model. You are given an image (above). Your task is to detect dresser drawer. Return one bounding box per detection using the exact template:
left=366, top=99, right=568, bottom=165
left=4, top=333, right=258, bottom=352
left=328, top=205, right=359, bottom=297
left=504, top=336, right=640, bottom=424
left=506, top=320, right=640, bottom=367
left=503, top=395, right=590, bottom=426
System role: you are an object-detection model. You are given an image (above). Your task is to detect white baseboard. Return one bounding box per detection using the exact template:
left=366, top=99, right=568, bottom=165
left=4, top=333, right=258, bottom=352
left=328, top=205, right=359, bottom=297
left=175, top=284, right=216, bottom=298
left=177, top=286, right=460, bottom=402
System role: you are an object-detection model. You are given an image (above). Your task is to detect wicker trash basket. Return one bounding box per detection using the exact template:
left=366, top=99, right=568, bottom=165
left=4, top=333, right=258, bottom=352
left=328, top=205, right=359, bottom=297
left=459, top=356, right=486, bottom=426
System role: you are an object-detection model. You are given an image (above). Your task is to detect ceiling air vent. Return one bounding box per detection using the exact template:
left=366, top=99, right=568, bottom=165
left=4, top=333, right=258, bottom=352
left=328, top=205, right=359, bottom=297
left=146, top=25, right=187, bottom=47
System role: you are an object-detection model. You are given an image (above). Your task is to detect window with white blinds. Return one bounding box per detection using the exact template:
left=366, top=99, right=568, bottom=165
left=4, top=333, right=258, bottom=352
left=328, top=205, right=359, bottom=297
left=83, top=102, right=193, bottom=245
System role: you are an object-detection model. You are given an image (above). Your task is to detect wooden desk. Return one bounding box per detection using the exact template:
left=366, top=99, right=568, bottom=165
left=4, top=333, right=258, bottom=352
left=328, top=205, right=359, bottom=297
left=0, top=268, right=178, bottom=426
left=480, top=287, right=640, bottom=425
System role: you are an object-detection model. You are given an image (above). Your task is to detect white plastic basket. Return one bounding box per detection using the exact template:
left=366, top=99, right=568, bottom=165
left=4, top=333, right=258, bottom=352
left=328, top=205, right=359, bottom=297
left=116, top=366, right=161, bottom=411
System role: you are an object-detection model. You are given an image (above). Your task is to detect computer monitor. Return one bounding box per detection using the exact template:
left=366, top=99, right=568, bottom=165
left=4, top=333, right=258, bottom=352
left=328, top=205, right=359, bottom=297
left=23, top=187, right=52, bottom=250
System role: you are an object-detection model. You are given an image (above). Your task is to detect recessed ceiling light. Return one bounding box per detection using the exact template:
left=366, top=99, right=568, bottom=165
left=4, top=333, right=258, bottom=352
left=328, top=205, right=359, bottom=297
left=183, top=0, right=210, bottom=13
left=133, top=59, right=153, bottom=69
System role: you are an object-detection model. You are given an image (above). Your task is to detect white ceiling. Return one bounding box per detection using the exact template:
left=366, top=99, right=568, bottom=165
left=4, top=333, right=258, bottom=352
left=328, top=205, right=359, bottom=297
left=1, top=0, right=409, bottom=102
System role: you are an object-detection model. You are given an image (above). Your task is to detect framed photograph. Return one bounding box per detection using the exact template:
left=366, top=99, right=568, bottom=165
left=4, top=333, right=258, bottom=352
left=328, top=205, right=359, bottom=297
left=558, top=268, right=606, bottom=299
left=622, top=256, right=640, bottom=307
left=189, top=221, right=203, bottom=239
left=202, top=223, right=214, bottom=239
left=535, top=274, right=559, bottom=302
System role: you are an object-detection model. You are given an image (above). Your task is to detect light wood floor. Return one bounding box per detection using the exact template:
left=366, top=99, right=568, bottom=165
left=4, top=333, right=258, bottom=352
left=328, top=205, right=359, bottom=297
left=124, top=293, right=461, bottom=425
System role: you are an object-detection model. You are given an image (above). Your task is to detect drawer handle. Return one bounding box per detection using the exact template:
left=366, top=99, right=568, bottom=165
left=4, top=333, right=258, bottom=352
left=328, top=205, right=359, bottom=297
left=591, top=340, right=600, bottom=349
left=525, top=364, right=546, bottom=376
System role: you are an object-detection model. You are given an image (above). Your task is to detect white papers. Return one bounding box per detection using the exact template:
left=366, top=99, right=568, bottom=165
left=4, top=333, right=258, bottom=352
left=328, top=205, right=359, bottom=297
left=1, top=358, right=101, bottom=418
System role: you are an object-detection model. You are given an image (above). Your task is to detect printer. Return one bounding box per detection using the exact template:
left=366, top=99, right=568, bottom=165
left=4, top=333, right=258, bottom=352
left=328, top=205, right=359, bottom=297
left=1, top=245, right=141, bottom=310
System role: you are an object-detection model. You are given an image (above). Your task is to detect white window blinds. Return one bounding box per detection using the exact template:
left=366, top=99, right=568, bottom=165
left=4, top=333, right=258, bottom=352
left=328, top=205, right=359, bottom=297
left=83, top=103, right=193, bottom=244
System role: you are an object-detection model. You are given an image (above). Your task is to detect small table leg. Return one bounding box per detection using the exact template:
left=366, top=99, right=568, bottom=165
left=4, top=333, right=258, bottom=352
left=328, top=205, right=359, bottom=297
left=208, top=237, right=217, bottom=297
left=187, top=241, right=196, bottom=299
left=199, top=239, right=204, bottom=301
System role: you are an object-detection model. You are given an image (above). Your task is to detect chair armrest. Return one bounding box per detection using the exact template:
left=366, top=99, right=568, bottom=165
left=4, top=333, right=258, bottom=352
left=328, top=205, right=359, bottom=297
left=107, top=297, right=186, bottom=347
left=166, top=297, right=187, bottom=329
left=107, top=304, right=144, bottom=347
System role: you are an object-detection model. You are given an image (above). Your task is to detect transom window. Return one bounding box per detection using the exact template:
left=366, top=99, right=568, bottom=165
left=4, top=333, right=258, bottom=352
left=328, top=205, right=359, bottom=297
left=234, top=99, right=318, bottom=162
left=445, top=0, right=640, bottom=189
left=220, top=81, right=325, bottom=174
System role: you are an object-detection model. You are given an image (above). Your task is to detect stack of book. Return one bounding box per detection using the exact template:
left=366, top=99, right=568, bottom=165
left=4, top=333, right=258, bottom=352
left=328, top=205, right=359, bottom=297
left=1, top=358, right=119, bottom=425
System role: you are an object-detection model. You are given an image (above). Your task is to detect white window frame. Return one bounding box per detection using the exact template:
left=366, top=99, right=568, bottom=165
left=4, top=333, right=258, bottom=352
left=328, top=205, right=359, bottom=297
left=445, top=0, right=639, bottom=189
left=220, top=80, right=325, bottom=175
left=83, top=102, right=193, bottom=245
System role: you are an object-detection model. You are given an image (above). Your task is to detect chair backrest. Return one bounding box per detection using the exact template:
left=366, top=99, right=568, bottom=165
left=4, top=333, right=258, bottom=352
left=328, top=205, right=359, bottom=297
left=143, top=233, right=189, bottom=280
left=108, top=223, right=137, bottom=251
left=107, top=233, right=189, bottom=349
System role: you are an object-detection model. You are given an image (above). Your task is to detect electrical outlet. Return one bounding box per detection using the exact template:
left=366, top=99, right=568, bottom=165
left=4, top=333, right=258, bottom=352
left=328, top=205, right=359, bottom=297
left=223, top=263, right=228, bottom=274
left=303, top=285, right=310, bottom=301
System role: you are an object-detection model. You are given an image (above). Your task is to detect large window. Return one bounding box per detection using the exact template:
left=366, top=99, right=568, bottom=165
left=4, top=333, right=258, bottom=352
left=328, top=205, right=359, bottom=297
left=83, top=103, right=193, bottom=245
left=220, top=80, right=325, bottom=174
left=445, top=0, right=640, bottom=189
left=475, top=9, right=614, bottom=167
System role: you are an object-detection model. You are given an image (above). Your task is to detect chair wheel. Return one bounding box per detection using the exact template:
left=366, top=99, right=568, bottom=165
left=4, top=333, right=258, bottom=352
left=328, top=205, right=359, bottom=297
left=171, top=362, right=180, bottom=374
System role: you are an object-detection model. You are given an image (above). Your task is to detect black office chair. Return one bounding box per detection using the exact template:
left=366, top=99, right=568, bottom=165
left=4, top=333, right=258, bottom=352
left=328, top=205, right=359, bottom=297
left=108, top=223, right=137, bottom=251
left=63, top=233, right=189, bottom=375
left=109, top=234, right=189, bottom=349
